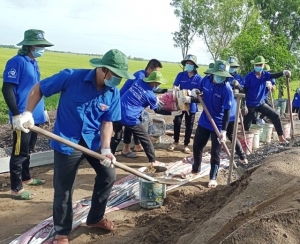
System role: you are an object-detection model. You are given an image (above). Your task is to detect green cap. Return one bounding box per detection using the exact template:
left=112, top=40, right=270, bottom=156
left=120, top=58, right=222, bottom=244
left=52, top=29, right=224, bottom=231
left=143, top=71, right=167, bottom=84
left=90, top=49, right=134, bottom=79
left=204, top=63, right=214, bottom=74
left=17, top=29, right=53, bottom=47
left=206, top=60, right=232, bottom=77
left=250, top=55, right=268, bottom=64
left=181, top=54, right=198, bottom=68
left=227, top=56, right=240, bottom=67
left=264, top=64, right=271, bottom=71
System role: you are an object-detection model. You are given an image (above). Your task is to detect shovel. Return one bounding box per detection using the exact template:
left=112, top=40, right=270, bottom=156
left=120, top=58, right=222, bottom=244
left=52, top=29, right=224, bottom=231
left=28, top=125, right=187, bottom=185
left=196, top=94, right=244, bottom=181
left=285, top=75, right=296, bottom=146
left=238, top=109, right=252, bottom=154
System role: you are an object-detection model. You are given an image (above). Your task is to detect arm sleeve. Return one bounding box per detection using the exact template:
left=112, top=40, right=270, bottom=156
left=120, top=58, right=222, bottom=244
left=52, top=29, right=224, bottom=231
left=270, top=72, right=283, bottom=79
left=222, top=109, right=230, bottom=130
left=1, top=83, right=20, bottom=116
left=103, top=88, right=121, bottom=122
left=173, top=73, right=181, bottom=87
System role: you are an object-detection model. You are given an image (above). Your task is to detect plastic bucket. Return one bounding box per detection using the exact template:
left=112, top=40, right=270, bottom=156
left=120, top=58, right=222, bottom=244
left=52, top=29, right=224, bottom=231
left=261, top=123, right=274, bottom=143
left=139, top=166, right=167, bottom=209
left=251, top=130, right=260, bottom=150
left=237, top=132, right=254, bottom=155
left=283, top=123, right=291, bottom=139
left=272, top=131, right=279, bottom=141
left=294, top=121, right=300, bottom=135
left=275, top=107, right=281, bottom=115
left=250, top=124, right=264, bottom=141
left=277, top=98, right=287, bottom=115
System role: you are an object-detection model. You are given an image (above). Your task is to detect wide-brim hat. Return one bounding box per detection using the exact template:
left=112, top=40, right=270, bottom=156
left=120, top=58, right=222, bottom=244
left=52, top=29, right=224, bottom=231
left=205, top=60, right=232, bottom=77
left=90, top=49, right=134, bottom=79
left=181, top=54, right=199, bottom=68
left=250, top=55, right=268, bottom=64
left=264, top=64, right=272, bottom=71
left=227, top=56, right=240, bottom=67
left=204, top=63, right=214, bottom=74
left=143, top=71, right=167, bottom=84
left=17, top=29, right=53, bottom=47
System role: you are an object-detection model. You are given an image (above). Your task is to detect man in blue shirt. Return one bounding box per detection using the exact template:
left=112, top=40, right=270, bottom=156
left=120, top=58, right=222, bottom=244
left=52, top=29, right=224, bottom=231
left=292, top=88, right=300, bottom=119
left=168, top=54, right=202, bottom=154
left=14, top=49, right=134, bottom=244
left=2, top=29, right=53, bottom=200
left=227, top=56, right=245, bottom=87
left=243, top=56, right=291, bottom=143
left=184, top=60, right=234, bottom=188
left=120, top=59, right=163, bottom=154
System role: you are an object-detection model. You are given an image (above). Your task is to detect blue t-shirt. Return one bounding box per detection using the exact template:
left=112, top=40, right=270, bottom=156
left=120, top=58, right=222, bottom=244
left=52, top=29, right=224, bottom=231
left=120, top=79, right=158, bottom=126
left=228, top=73, right=244, bottom=87
left=244, top=71, right=273, bottom=107
left=120, top=70, right=146, bottom=97
left=198, top=76, right=233, bottom=131
left=40, top=68, right=121, bottom=155
left=3, top=54, right=46, bottom=124
left=229, top=97, right=237, bottom=122
left=292, top=93, right=300, bottom=108
left=173, top=71, right=202, bottom=113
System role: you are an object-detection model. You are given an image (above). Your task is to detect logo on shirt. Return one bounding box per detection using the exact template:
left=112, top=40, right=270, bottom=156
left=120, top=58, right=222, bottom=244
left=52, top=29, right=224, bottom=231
left=99, top=103, right=109, bottom=111
left=37, top=32, right=44, bottom=40
left=8, top=68, right=17, bottom=78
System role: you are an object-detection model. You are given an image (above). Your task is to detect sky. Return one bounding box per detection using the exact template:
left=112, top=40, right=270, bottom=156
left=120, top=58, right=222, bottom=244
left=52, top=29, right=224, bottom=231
left=0, top=0, right=212, bottom=64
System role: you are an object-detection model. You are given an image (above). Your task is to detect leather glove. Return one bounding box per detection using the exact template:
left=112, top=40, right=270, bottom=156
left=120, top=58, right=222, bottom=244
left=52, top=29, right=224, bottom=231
left=219, top=130, right=227, bottom=143
left=191, top=88, right=201, bottom=98
left=100, top=148, right=115, bottom=168
left=156, top=98, right=164, bottom=108
left=266, top=81, right=272, bottom=89
left=283, top=70, right=291, bottom=77
left=13, top=111, right=34, bottom=133
left=182, top=96, right=192, bottom=103
left=171, top=110, right=182, bottom=116
left=173, top=86, right=180, bottom=92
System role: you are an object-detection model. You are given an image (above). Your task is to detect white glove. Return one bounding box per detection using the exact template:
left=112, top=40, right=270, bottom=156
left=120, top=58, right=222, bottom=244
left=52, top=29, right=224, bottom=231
left=191, top=88, right=200, bottom=97
left=13, top=111, right=34, bottom=133
left=171, top=110, right=182, bottom=116
left=44, top=110, right=50, bottom=124
left=156, top=98, right=164, bottom=108
left=182, top=96, right=192, bottom=103
left=283, top=70, right=291, bottom=77
left=173, top=86, right=180, bottom=92
left=100, top=148, right=115, bottom=168
left=232, top=80, right=240, bottom=86
left=219, top=130, right=227, bottom=143
left=266, top=81, right=272, bottom=89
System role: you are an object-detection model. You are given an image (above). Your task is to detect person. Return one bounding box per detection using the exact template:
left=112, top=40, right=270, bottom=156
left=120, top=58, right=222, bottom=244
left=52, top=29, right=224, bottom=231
left=243, top=56, right=291, bottom=143
left=256, top=64, right=276, bottom=124
left=111, top=71, right=181, bottom=165
left=14, top=49, right=134, bottom=244
left=168, top=54, right=202, bottom=154
left=185, top=60, right=233, bottom=188
left=1, top=29, right=53, bottom=200
left=292, top=87, right=300, bottom=119
left=120, top=59, right=163, bottom=155
left=227, top=56, right=244, bottom=87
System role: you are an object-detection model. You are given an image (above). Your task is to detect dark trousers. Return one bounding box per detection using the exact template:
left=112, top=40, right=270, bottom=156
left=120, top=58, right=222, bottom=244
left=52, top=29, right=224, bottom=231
left=244, top=103, right=284, bottom=136
left=226, top=121, right=246, bottom=160
left=292, top=107, right=299, bottom=113
left=192, top=125, right=221, bottom=180
left=53, top=138, right=116, bottom=236
left=259, top=99, right=272, bottom=119
left=10, top=129, right=38, bottom=192
left=173, top=111, right=196, bottom=146
left=111, top=122, right=155, bottom=162
left=123, top=127, right=140, bottom=145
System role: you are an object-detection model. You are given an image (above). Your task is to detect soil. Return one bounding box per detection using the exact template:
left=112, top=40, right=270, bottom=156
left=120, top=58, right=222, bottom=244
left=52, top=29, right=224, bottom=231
left=0, top=111, right=300, bottom=244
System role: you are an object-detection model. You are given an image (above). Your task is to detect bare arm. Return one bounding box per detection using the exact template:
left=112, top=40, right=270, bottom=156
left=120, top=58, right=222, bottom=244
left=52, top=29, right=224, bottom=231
left=100, top=121, right=113, bottom=149
left=26, top=83, right=43, bottom=112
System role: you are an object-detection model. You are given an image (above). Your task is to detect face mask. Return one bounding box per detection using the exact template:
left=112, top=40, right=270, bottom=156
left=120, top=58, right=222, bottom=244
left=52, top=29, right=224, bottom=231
left=185, top=64, right=194, bottom=72
left=31, top=47, right=45, bottom=58
left=104, top=75, right=122, bottom=87
left=229, top=68, right=236, bottom=74
left=214, top=75, right=226, bottom=84
left=254, top=66, right=263, bottom=73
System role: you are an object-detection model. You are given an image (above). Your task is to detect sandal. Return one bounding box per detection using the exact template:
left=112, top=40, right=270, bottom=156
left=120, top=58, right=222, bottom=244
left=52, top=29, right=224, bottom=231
left=24, top=178, right=45, bottom=186
left=183, top=146, right=191, bottom=154
left=208, top=180, right=218, bottom=188
left=11, top=190, right=36, bottom=200
left=168, top=143, right=178, bottom=151
left=52, top=237, right=69, bottom=244
left=132, top=148, right=144, bottom=152
left=87, top=218, right=116, bottom=231
left=121, top=151, right=138, bottom=158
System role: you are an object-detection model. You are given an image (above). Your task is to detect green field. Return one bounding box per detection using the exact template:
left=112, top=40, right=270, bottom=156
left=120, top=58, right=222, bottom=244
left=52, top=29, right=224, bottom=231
left=0, top=47, right=299, bottom=124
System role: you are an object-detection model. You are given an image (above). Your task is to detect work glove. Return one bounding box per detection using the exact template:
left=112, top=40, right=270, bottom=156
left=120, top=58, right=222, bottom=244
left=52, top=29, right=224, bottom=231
left=171, top=110, right=182, bottom=116
left=44, top=110, right=51, bottom=125
left=13, top=111, right=34, bottom=133
left=241, top=106, right=248, bottom=116
left=100, top=148, right=115, bottom=168
left=173, top=86, right=180, bottom=92
left=191, top=88, right=201, bottom=98
left=156, top=98, right=165, bottom=108
left=219, top=130, right=227, bottom=143
left=232, top=79, right=240, bottom=86
left=266, top=81, right=272, bottom=89
left=182, top=96, right=192, bottom=103
left=283, top=70, right=291, bottom=77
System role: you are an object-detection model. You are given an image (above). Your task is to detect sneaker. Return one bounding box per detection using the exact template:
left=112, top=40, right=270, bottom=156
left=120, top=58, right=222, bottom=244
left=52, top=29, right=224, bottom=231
left=256, top=118, right=265, bottom=125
